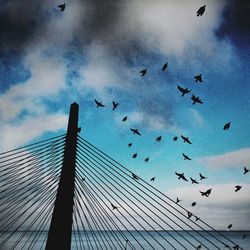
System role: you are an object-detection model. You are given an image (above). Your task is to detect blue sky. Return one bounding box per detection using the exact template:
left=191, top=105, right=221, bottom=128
left=0, top=0, right=249, bottom=230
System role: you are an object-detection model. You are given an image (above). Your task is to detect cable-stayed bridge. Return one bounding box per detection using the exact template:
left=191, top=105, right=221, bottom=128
left=0, top=102, right=243, bottom=249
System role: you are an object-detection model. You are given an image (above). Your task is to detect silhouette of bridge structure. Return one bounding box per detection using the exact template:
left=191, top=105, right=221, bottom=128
left=0, top=102, right=243, bottom=249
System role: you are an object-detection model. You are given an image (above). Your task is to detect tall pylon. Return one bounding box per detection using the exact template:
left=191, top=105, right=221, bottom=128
left=46, top=102, right=79, bottom=250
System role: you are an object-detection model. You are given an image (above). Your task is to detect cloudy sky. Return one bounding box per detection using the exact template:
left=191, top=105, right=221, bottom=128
left=0, top=0, right=249, bottom=230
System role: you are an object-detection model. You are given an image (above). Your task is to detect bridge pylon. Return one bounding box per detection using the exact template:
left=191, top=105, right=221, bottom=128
left=45, top=102, right=79, bottom=250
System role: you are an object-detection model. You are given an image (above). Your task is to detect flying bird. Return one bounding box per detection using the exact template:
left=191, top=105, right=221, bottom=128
left=191, top=95, right=203, bottom=105
left=175, top=172, right=188, bottom=181
left=243, top=166, right=249, bottom=175
left=195, top=216, right=200, bottom=221
left=196, top=5, right=206, bottom=16
left=132, top=173, right=139, bottom=180
left=140, top=69, right=148, bottom=77
left=176, top=197, right=181, bottom=204
left=156, top=136, right=162, bottom=142
left=191, top=202, right=197, bottom=207
left=200, top=188, right=212, bottom=197
left=112, top=101, right=119, bottom=110
left=199, top=173, right=207, bottom=180
left=194, top=74, right=203, bottom=82
left=130, top=128, right=142, bottom=136
left=122, top=116, right=128, bottom=122
left=177, top=85, right=191, bottom=97
left=162, top=62, right=168, bottom=71
left=182, top=153, right=191, bottom=160
left=128, top=143, right=132, bottom=148
left=95, top=99, right=105, bottom=108
left=144, top=157, right=149, bottom=162
left=111, top=203, right=120, bottom=210
left=173, top=136, right=178, bottom=141
left=150, top=177, right=155, bottom=182
left=132, top=153, right=137, bottom=159
left=227, top=224, right=232, bottom=230
left=58, top=3, right=66, bottom=11
left=181, top=135, right=192, bottom=144
left=223, top=122, right=231, bottom=130
left=235, top=185, right=242, bottom=192
left=187, top=211, right=192, bottom=219
left=190, top=177, right=199, bottom=184
left=196, top=245, right=202, bottom=250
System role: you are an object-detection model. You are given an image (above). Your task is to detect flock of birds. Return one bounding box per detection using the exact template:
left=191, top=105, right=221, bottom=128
left=57, top=3, right=248, bottom=248
left=91, top=5, right=248, bottom=240
left=94, top=79, right=249, bottom=235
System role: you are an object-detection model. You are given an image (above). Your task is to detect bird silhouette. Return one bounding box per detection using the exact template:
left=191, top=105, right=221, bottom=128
left=95, top=99, right=105, bottom=108
left=227, top=224, right=232, bottom=230
left=190, top=177, right=199, bottom=184
left=243, top=166, right=249, bottom=174
left=130, top=128, right=142, bottom=136
left=162, top=62, right=168, bottom=71
left=235, top=185, right=242, bottom=192
left=144, top=157, right=149, bottom=162
left=223, top=122, right=231, bottom=130
left=195, top=216, right=200, bottom=221
left=173, top=136, right=178, bottom=141
left=132, top=173, right=139, bottom=180
left=58, top=3, right=66, bottom=11
left=150, top=177, right=156, bottom=182
left=176, top=197, right=181, bottom=204
left=199, top=173, right=207, bottom=180
left=191, top=202, right=197, bottom=207
left=196, top=245, right=202, bottom=250
left=140, top=69, right=148, bottom=77
left=128, top=143, right=132, bottom=148
left=132, top=153, right=137, bottom=159
left=177, top=85, right=191, bottom=97
left=111, top=203, right=120, bottom=210
left=181, top=135, right=192, bottom=144
left=200, top=188, right=212, bottom=197
left=196, top=5, right=206, bottom=16
left=194, top=74, right=203, bottom=82
left=191, top=95, right=203, bottom=105
left=112, top=101, right=119, bottom=110
left=182, top=153, right=191, bottom=160
left=156, top=136, right=162, bottom=142
left=175, top=172, right=188, bottom=181
left=187, top=211, right=192, bottom=219
left=122, top=116, right=128, bottom=122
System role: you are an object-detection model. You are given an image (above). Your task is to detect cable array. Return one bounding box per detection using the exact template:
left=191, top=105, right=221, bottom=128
left=74, top=135, right=243, bottom=250
left=0, top=134, right=66, bottom=249
left=0, top=133, right=243, bottom=249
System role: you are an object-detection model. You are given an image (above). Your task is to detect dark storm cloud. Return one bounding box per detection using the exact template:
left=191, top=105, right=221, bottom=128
left=0, top=1, right=46, bottom=53
left=216, top=0, right=250, bottom=48
left=80, top=0, right=149, bottom=65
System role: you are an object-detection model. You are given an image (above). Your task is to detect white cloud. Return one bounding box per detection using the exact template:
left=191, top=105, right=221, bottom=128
left=0, top=50, right=67, bottom=122
left=189, top=108, right=205, bottom=126
left=0, top=113, right=67, bottom=151
left=114, top=110, right=179, bottom=133
left=166, top=183, right=250, bottom=230
left=198, top=148, right=250, bottom=169
left=123, top=0, right=227, bottom=56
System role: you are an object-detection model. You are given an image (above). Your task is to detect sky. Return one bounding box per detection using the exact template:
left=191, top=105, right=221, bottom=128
left=0, top=0, right=250, bottom=230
